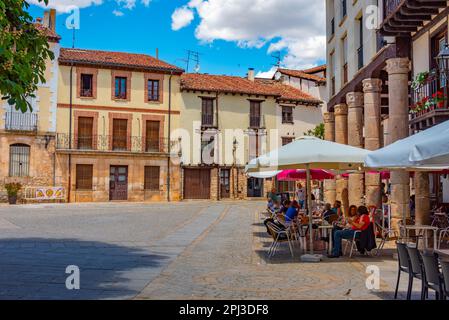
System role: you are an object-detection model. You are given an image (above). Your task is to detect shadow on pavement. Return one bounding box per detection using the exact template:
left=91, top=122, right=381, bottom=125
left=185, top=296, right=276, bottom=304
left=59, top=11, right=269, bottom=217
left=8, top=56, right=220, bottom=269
left=0, top=238, right=170, bottom=300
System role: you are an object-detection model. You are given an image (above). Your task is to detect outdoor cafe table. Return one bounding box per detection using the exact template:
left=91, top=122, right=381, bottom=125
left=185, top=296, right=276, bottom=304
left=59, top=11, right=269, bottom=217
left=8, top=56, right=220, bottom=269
left=318, top=225, right=333, bottom=255
left=404, top=225, right=439, bottom=249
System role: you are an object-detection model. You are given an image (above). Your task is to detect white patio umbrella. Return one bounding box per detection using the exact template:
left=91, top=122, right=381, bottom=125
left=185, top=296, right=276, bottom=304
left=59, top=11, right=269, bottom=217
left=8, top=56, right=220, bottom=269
left=247, top=171, right=281, bottom=179
left=365, top=120, right=449, bottom=169
left=245, top=136, right=370, bottom=255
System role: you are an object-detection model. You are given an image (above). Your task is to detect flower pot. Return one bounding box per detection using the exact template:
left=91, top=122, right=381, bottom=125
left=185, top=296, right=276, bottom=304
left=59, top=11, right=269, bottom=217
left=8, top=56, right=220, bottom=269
left=8, top=195, right=17, bottom=205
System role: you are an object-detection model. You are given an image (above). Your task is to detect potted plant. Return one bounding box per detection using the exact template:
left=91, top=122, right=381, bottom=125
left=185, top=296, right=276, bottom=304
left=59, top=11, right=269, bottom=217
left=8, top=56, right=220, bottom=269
left=4, top=183, right=22, bottom=205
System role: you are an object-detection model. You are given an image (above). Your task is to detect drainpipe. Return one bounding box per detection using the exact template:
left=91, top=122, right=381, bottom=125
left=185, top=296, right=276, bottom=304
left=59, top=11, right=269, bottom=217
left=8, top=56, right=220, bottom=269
left=167, top=71, right=174, bottom=202
left=67, top=63, right=73, bottom=203
left=216, top=92, right=220, bottom=201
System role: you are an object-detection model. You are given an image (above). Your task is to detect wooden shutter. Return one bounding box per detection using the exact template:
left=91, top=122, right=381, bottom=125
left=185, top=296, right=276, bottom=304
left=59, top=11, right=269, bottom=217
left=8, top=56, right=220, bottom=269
left=77, top=117, right=94, bottom=149
left=144, top=166, right=160, bottom=191
left=201, top=98, right=214, bottom=126
left=145, top=120, right=160, bottom=152
left=76, top=164, right=93, bottom=190
left=112, top=119, right=127, bottom=150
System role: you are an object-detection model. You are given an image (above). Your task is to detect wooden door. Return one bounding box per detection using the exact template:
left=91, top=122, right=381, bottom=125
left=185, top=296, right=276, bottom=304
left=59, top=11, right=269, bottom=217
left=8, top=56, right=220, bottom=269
left=112, top=119, right=128, bottom=151
left=220, top=169, right=230, bottom=198
left=184, top=169, right=211, bottom=199
left=109, top=166, right=128, bottom=200
left=77, top=117, right=93, bottom=149
left=146, top=120, right=160, bottom=152
left=247, top=177, right=263, bottom=198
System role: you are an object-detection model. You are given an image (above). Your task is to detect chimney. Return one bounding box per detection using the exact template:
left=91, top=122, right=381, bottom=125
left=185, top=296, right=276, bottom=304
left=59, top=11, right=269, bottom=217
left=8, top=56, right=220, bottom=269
left=247, top=68, right=255, bottom=82
left=156, top=48, right=159, bottom=60
left=49, top=9, right=56, bottom=32
left=43, top=11, right=49, bottom=27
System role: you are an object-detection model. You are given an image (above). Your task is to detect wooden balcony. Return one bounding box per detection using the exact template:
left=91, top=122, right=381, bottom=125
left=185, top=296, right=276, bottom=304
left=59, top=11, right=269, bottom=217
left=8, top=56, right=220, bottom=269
left=380, top=0, right=448, bottom=36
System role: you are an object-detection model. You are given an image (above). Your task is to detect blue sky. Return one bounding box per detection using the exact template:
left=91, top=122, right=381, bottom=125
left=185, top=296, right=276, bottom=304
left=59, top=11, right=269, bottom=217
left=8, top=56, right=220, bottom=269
left=28, top=0, right=326, bottom=77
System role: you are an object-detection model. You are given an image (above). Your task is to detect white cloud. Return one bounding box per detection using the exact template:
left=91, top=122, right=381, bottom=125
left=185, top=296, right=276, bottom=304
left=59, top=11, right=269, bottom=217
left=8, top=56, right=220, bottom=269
left=141, top=0, right=151, bottom=6
left=172, top=0, right=326, bottom=69
left=29, top=0, right=103, bottom=13
left=171, top=6, right=195, bottom=31
left=112, top=10, right=124, bottom=16
left=116, top=0, right=136, bottom=10
left=256, top=67, right=276, bottom=79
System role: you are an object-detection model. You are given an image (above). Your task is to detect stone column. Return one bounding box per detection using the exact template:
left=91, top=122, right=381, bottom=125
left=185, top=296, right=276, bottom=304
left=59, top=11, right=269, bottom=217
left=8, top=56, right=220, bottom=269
left=415, top=172, right=431, bottom=226
left=386, top=58, right=411, bottom=231
left=346, top=92, right=365, bottom=207
left=323, top=112, right=336, bottom=204
left=334, top=104, right=349, bottom=214
left=363, top=78, right=383, bottom=209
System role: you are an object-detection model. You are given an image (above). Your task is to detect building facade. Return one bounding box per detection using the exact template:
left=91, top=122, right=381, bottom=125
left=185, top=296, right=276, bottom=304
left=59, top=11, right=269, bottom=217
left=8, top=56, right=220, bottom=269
left=0, top=11, right=60, bottom=202
left=178, top=70, right=323, bottom=200
left=55, top=48, right=184, bottom=202
left=325, top=0, right=449, bottom=228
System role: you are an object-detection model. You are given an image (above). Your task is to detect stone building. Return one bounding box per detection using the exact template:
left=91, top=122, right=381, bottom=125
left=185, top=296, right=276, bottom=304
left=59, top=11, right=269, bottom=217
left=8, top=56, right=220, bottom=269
left=55, top=48, right=184, bottom=202
left=178, top=71, right=323, bottom=200
left=0, top=10, right=60, bottom=202
left=325, top=0, right=449, bottom=228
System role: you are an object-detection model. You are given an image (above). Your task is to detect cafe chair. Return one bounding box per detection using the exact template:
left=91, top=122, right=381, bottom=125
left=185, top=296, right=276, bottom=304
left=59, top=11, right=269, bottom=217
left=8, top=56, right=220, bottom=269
left=395, top=242, right=412, bottom=300
left=343, top=230, right=361, bottom=258
left=440, top=260, right=449, bottom=300
left=421, top=251, right=445, bottom=300
left=406, top=245, right=426, bottom=300
left=266, top=221, right=294, bottom=258
left=438, top=227, right=449, bottom=249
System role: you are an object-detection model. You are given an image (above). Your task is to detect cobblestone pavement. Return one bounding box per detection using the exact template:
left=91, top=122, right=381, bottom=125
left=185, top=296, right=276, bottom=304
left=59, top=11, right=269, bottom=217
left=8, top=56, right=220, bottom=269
left=0, top=201, right=428, bottom=300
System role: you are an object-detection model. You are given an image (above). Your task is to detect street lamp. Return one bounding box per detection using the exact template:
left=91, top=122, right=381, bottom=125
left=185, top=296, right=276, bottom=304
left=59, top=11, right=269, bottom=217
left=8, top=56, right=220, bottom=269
left=436, top=43, right=449, bottom=80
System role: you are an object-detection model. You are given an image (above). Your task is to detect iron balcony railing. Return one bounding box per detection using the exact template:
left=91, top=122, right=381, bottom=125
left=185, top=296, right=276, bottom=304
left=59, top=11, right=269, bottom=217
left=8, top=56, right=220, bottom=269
left=411, top=69, right=449, bottom=119
left=5, top=112, right=38, bottom=132
left=201, top=113, right=218, bottom=128
left=56, top=133, right=178, bottom=154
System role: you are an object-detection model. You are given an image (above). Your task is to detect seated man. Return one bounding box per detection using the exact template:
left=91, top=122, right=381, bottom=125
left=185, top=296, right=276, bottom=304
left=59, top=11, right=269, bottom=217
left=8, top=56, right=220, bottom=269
left=284, top=200, right=300, bottom=223
left=267, top=187, right=281, bottom=208
left=279, top=200, right=291, bottom=214
left=331, top=200, right=342, bottom=216
left=322, top=203, right=335, bottom=221
left=328, top=206, right=371, bottom=258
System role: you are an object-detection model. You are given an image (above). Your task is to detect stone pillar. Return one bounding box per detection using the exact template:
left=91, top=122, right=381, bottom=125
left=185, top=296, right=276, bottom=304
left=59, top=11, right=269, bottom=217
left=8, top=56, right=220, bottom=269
left=386, top=58, right=411, bottom=231
left=347, top=92, right=365, bottom=207
left=415, top=172, right=431, bottom=226
left=334, top=104, right=349, bottom=214
left=363, top=78, right=383, bottom=208
left=323, top=112, right=336, bottom=204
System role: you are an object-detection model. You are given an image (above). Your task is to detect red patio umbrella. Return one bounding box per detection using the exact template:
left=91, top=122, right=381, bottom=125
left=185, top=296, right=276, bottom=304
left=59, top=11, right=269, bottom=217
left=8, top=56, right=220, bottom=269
left=277, top=169, right=335, bottom=181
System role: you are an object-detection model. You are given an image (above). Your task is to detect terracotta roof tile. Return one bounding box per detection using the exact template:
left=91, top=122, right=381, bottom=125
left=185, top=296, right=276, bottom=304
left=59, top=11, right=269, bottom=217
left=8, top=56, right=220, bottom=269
left=302, top=65, right=326, bottom=74
left=59, top=48, right=184, bottom=74
left=277, top=68, right=326, bottom=83
left=181, top=73, right=322, bottom=104
left=34, top=23, right=61, bottom=42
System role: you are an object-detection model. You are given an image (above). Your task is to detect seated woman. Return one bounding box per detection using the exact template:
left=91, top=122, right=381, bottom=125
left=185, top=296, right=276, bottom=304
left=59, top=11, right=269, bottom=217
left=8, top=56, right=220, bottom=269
left=279, top=200, right=291, bottom=214
left=328, top=206, right=371, bottom=258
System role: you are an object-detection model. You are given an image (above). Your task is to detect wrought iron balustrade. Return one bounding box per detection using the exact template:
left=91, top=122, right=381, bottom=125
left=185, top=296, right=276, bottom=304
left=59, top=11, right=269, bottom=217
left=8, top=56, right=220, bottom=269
left=56, top=133, right=177, bottom=154
left=5, top=112, right=38, bottom=132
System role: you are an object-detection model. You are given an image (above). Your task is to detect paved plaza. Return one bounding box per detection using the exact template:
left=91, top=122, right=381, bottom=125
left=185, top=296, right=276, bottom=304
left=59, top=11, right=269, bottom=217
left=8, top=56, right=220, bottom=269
left=0, top=201, right=426, bottom=300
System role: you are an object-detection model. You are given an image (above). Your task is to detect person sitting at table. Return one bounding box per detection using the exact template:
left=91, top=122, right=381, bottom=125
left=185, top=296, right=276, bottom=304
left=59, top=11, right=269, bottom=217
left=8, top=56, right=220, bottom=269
left=328, top=206, right=371, bottom=258
left=267, top=187, right=281, bottom=208
left=285, top=200, right=300, bottom=223
left=322, top=203, right=335, bottom=221
left=279, top=199, right=291, bottom=214
left=331, top=201, right=342, bottom=216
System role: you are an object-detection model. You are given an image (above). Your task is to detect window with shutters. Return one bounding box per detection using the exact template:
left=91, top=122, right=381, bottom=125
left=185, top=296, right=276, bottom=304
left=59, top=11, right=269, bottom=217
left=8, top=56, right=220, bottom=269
left=77, top=117, right=94, bottom=150
left=145, top=120, right=160, bottom=152
left=249, top=101, right=261, bottom=128
left=144, top=166, right=160, bottom=191
left=76, top=164, right=93, bottom=190
left=9, top=144, right=30, bottom=177
left=282, top=106, right=293, bottom=124
left=112, top=119, right=128, bottom=151
left=201, top=98, right=215, bottom=127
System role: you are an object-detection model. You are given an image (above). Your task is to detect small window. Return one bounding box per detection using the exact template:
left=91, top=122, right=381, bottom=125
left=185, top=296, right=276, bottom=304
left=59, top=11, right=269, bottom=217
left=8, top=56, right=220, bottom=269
left=282, top=106, right=293, bottom=124
left=147, top=80, right=160, bottom=101
left=76, top=164, right=93, bottom=190
left=80, top=74, right=93, bottom=97
left=9, top=144, right=30, bottom=177
left=144, top=166, right=160, bottom=191
left=201, top=98, right=215, bottom=126
left=115, top=77, right=127, bottom=99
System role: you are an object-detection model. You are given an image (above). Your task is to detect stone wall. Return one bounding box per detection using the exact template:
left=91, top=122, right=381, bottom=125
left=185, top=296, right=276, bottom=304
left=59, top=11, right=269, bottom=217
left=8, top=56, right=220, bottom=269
left=0, top=133, right=56, bottom=203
